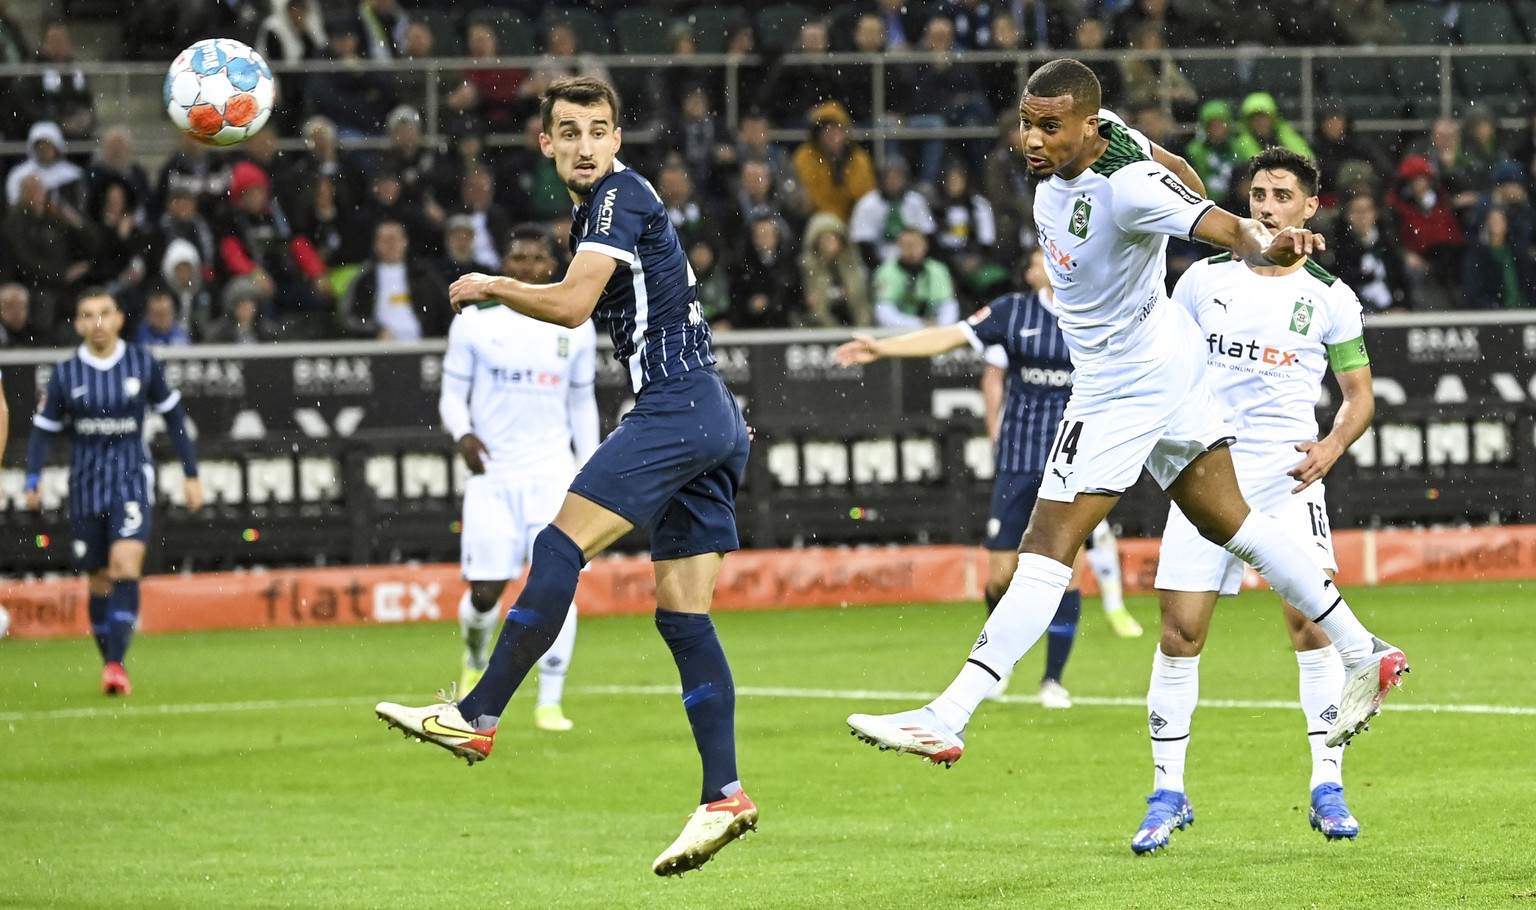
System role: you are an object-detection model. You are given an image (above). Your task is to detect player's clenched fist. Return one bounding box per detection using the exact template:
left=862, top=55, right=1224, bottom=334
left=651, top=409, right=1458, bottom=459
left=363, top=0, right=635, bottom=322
left=449, top=273, right=502, bottom=313
left=834, top=334, right=882, bottom=366
left=1263, top=226, right=1326, bottom=267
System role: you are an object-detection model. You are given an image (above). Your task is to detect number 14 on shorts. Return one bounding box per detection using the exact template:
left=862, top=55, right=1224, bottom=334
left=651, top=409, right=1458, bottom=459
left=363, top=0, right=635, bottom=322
left=1050, top=419, right=1084, bottom=465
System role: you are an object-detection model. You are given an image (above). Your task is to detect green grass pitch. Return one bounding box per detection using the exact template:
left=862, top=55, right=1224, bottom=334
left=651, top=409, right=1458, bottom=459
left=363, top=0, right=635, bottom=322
left=3, top=581, right=1534, bottom=909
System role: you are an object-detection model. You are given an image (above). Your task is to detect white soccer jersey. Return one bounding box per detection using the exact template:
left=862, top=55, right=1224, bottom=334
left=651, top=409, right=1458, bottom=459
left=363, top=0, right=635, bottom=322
left=1032, top=109, right=1215, bottom=363
left=1172, top=254, right=1367, bottom=460
left=441, top=304, right=598, bottom=476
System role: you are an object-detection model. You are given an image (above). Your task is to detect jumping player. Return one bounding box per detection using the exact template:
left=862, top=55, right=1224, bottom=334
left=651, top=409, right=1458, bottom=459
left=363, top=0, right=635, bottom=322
left=1132, top=148, right=1376, bottom=852
left=846, top=60, right=1406, bottom=771
left=440, top=224, right=599, bottom=732
left=25, top=288, right=203, bottom=695
left=375, top=77, right=756, bottom=876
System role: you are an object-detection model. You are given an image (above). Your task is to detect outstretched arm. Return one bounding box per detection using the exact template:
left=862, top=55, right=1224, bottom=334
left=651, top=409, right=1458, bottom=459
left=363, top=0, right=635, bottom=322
left=1290, top=365, right=1374, bottom=493
left=448, top=250, right=618, bottom=328
left=1191, top=206, right=1323, bottom=268
left=1152, top=143, right=1207, bottom=200
left=834, top=324, right=970, bottom=366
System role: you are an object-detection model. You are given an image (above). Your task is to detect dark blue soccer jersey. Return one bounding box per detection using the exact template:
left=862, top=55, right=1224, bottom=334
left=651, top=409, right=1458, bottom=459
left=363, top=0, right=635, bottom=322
left=33, top=342, right=180, bottom=516
left=961, top=292, right=1075, bottom=475
left=570, top=161, right=714, bottom=391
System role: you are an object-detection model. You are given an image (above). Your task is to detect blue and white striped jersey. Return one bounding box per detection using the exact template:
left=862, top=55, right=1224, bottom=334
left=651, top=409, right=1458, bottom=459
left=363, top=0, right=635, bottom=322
left=33, top=342, right=180, bottom=515
left=570, top=160, right=714, bottom=392
left=959, top=292, right=1075, bottom=475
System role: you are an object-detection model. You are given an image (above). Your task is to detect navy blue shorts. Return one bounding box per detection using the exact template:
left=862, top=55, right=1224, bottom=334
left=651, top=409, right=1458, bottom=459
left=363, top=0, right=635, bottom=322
left=571, top=368, right=750, bottom=561
left=984, top=470, right=1042, bottom=551
left=70, top=498, right=153, bottom=571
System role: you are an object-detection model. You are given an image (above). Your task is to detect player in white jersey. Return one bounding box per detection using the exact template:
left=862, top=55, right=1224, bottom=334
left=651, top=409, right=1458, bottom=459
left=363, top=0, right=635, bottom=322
left=847, top=59, right=1407, bottom=778
left=1132, top=149, right=1376, bottom=852
left=439, top=225, right=600, bottom=732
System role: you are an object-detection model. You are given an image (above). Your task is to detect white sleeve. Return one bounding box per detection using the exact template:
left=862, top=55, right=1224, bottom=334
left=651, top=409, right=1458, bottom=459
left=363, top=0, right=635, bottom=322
left=972, top=196, right=996, bottom=246
left=1108, top=163, right=1215, bottom=241
left=1170, top=260, right=1203, bottom=318
left=442, top=314, right=474, bottom=382
left=567, top=324, right=600, bottom=465
left=848, top=192, right=882, bottom=243
left=983, top=344, right=1008, bottom=368
left=907, top=194, right=937, bottom=235
left=1322, top=282, right=1366, bottom=344
left=438, top=318, right=474, bottom=440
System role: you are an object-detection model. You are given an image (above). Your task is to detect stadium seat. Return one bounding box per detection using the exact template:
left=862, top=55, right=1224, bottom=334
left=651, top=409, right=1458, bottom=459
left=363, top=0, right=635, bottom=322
left=1457, top=0, right=1523, bottom=41
left=1453, top=54, right=1531, bottom=115
left=1178, top=57, right=1237, bottom=102
left=613, top=8, right=673, bottom=55
left=755, top=3, right=814, bottom=53
left=1320, top=56, right=1406, bottom=119
left=686, top=7, right=751, bottom=53
left=1389, top=1, right=1459, bottom=44
left=465, top=9, right=535, bottom=56
left=1517, top=0, right=1536, bottom=38
left=1389, top=55, right=1445, bottom=116
left=543, top=6, right=613, bottom=54
left=418, top=9, right=465, bottom=56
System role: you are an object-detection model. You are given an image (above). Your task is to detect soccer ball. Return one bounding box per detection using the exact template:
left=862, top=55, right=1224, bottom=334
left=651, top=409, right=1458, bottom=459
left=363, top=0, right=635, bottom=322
left=164, top=38, right=275, bottom=147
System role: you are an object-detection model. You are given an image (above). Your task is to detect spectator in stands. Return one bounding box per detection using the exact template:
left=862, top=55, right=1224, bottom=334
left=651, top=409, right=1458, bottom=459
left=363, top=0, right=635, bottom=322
left=135, top=288, right=192, bottom=347
left=1460, top=112, right=1511, bottom=195
left=2, top=173, right=90, bottom=332
left=1330, top=193, right=1409, bottom=313
left=932, top=160, right=1008, bottom=306
left=0, top=282, right=43, bottom=347
left=656, top=161, right=720, bottom=255
left=799, top=213, right=873, bottom=328
left=660, top=85, right=735, bottom=199
left=87, top=127, right=152, bottom=226
left=455, top=167, right=512, bottom=274
left=1476, top=160, right=1535, bottom=254
left=349, top=171, right=436, bottom=265
left=942, top=0, right=996, bottom=49
left=29, top=21, right=94, bottom=143
left=434, top=213, right=498, bottom=285
left=154, top=132, right=230, bottom=220
left=358, top=0, right=408, bottom=60
left=257, top=0, right=327, bottom=132
left=497, top=114, right=567, bottom=221
left=342, top=220, right=449, bottom=339
left=1333, top=0, right=1403, bottom=45
left=891, top=15, right=994, bottom=185
left=837, top=15, right=889, bottom=127
left=1506, top=110, right=1536, bottom=175
left=219, top=160, right=330, bottom=333
left=1070, top=19, right=1123, bottom=109
left=83, top=177, right=153, bottom=310
left=296, top=174, right=345, bottom=267
left=872, top=0, right=925, bottom=50
left=723, top=158, right=791, bottom=253
left=157, top=182, right=217, bottom=272
left=308, top=17, right=398, bottom=139
left=735, top=111, right=790, bottom=185
left=429, top=115, right=492, bottom=216
left=205, top=275, right=281, bottom=344
left=1463, top=206, right=1536, bottom=309
left=1130, top=104, right=1177, bottom=153
left=0, top=0, right=29, bottom=140
left=6, top=121, right=85, bottom=209
left=1417, top=117, right=1482, bottom=215
left=446, top=22, right=530, bottom=132
left=1114, top=0, right=1197, bottom=48
left=380, top=106, right=442, bottom=220
left=237, top=126, right=286, bottom=187
left=793, top=102, right=877, bottom=224
left=1118, top=23, right=1198, bottom=120
left=1387, top=154, right=1466, bottom=309
left=850, top=156, right=937, bottom=269
left=525, top=22, right=611, bottom=100
left=872, top=228, right=960, bottom=327
left=729, top=216, right=799, bottom=329
left=760, top=21, right=851, bottom=129
left=1232, top=92, right=1314, bottom=161
left=688, top=240, right=734, bottom=327
left=983, top=114, right=1036, bottom=268
left=158, top=237, right=216, bottom=337
left=1312, top=105, right=1394, bottom=210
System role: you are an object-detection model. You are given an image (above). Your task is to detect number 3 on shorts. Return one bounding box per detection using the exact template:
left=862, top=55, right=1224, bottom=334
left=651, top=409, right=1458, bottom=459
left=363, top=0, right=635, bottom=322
left=120, top=501, right=143, bottom=535
left=1049, top=419, right=1084, bottom=465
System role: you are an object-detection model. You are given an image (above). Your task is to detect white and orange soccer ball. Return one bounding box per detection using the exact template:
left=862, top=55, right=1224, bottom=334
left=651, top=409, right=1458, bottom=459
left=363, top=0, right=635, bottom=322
left=164, top=38, right=275, bottom=147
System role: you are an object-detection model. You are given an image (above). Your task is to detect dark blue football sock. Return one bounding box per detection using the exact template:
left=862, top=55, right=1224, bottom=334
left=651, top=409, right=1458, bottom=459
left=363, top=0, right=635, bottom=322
left=656, top=609, right=739, bottom=805
left=103, top=580, right=139, bottom=665
left=1042, top=589, right=1082, bottom=684
left=88, top=592, right=111, bottom=661
left=457, top=526, right=584, bottom=725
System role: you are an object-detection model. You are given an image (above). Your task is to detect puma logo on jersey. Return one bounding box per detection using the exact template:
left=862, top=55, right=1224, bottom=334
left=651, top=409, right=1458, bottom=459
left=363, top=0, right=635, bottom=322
left=1213, top=298, right=1229, bottom=312
left=1052, top=468, right=1073, bottom=486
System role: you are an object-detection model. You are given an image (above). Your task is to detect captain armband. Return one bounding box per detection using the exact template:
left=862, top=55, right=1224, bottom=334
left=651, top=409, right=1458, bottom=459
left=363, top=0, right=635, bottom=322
left=1326, top=336, right=1370, bottom=372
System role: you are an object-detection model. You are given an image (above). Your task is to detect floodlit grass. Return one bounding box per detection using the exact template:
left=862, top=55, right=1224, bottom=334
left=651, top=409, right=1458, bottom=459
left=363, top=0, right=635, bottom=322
left=2, top=581, right=1533, bottom=909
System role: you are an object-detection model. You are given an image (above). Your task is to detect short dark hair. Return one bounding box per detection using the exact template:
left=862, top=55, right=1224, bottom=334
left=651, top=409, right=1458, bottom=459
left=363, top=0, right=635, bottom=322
left=540, top=76, right=621, bottom=133
left=1248, top=147, right=1320, bottom=196
left=507, top=223, right=558, bottom=259
left=75, top=286, right=117, bottom=308
left=1024, top=59, right=1101, bottom=115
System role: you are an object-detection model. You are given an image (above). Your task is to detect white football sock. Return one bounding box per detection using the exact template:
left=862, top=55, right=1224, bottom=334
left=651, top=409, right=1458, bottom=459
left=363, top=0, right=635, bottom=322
left=930, top=553, right=1072, bottom=731
left=1086, top=519, right=1126, bottom=614
left=1148, top=648, right=1200, bottom=794
left=1297, top=645, right=1346, bottom=789
left=459, top=590, right=500, bottom=671
left=1221, top=512, right=1373, bottom=664
left=536, top=602, right=578, bottom=707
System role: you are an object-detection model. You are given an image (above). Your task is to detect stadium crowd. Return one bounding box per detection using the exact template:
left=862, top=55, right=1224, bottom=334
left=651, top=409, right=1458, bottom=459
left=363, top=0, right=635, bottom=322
left=2, top=0, right=1535, bottom=347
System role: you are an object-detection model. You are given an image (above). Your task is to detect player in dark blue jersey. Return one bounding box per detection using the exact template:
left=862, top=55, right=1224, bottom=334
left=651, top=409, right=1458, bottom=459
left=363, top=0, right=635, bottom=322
left=835, top=249, right=1139, bottom=707
left=24, top=289, right=202, bottom=696
left=375, top=77, right=755, bottom=877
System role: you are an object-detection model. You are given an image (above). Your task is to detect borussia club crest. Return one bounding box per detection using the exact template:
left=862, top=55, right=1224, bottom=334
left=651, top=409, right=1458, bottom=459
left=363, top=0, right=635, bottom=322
left=1069, top=198, right=1092, bottom=239
left=1290, top=300, right=1315, bottom=336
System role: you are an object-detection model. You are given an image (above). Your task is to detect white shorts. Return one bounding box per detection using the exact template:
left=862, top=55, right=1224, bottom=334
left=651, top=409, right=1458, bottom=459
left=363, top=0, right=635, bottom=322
left=460, top=470, right=572, bottom=582
left=1155, top=450, right=1337, bottom=595
left=1038, top=340, right=1235, bottom=503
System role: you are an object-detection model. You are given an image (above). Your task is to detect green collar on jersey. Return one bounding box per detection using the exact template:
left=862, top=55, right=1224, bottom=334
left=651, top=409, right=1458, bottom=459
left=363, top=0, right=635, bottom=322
left=1090, top=120, right=1150, bottom=178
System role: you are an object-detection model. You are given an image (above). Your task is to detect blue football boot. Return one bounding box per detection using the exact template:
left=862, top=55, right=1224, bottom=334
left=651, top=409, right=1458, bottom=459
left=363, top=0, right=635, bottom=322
left=1308, top=783, right=1360, bottom=840
left=1131, top=789, right=1194, bottom=854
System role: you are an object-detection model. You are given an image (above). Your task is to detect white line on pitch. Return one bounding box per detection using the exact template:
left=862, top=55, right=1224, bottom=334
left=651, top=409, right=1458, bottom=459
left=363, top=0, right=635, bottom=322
left=2, top=686, right=1533, bottom=723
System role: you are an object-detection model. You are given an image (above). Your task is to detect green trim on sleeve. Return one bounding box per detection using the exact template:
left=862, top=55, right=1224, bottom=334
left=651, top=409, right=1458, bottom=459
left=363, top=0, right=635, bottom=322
left=1327, top=336, right=1370, bottom=371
